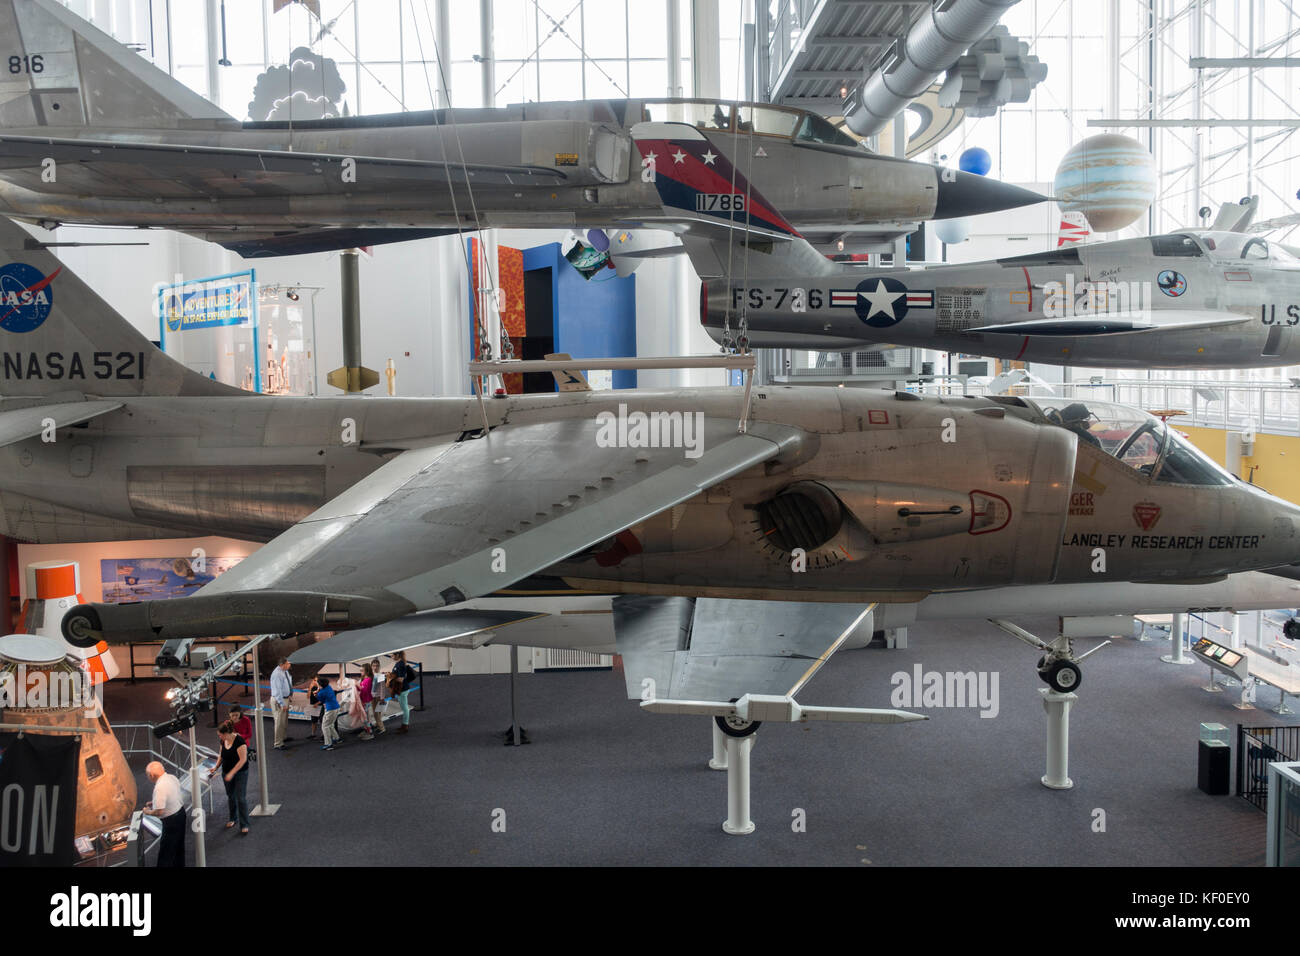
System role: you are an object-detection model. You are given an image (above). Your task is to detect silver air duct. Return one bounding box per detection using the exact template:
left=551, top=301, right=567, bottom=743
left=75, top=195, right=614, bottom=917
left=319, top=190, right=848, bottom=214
left=843, top=0, right=1018, bottom=139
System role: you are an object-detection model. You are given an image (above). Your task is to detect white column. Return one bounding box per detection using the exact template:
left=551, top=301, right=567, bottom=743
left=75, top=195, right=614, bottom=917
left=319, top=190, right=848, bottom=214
left=479, top=0, right=494, bottom=107
left=666, top=0, right=682, bottom=98
left=188, top=723, right=206, bottom=867
left=1162, top=611, right=1193, bottom=664
left=722, top=734, right=755, bottom=834
left=435, top=0, right=452, bottom=108
left=204, top=0, right=221, bottom=108
left=709, top=720, right=727, bottom=770
left=692, top=0, right=720, bottom=99
left=250, top=640, right=279, bottom=817
left=1040, top=689, right=1076, bottom=789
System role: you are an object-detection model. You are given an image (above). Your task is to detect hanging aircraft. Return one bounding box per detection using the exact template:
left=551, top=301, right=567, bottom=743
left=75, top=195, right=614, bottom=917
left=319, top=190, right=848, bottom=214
left=0, top=216, right=1295, bottom=700
left=0, top=0, right=1047, bottom=258
left=633, top=126, right=1300, bottom=368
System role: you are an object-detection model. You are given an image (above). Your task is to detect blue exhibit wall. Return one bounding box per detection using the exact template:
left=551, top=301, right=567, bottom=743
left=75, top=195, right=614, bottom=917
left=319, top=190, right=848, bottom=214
left=522, top=242, right=638, bottom=389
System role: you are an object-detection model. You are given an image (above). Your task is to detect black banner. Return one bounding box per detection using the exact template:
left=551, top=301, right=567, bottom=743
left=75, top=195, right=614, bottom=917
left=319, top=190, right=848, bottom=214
left=0, top=732, right=80, bottom=867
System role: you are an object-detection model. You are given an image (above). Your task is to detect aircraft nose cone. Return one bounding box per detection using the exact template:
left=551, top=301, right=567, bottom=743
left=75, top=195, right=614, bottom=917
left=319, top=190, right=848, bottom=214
left=933, top=170, right=1050, bottom=219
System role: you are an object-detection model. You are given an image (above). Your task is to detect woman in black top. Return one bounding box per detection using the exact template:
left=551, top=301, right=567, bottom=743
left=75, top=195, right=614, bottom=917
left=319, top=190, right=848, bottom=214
left=209, top=719, right=251, bottom=834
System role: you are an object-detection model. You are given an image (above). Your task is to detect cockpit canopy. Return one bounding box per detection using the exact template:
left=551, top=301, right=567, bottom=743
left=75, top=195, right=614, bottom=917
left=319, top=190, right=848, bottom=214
left=1149, top=231, right=1297, bottom=264
left=1028, top=398, right=1235, bottom=486
left=639, top=99, right=865, bottom=150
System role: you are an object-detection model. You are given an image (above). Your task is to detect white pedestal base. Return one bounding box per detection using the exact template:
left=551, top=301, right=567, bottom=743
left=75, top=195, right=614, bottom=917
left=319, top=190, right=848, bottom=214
left=1040, top=688, right=1077, bottom=790
left=709, top=720, right=728, bottom=770
left=722, top=734, right=756, bottom=835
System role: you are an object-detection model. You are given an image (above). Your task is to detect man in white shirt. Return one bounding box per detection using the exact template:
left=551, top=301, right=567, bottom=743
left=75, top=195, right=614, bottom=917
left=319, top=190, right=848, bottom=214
left=143, top=761, right=186, bottom=867
left=270, top=657, right=295, bottom=749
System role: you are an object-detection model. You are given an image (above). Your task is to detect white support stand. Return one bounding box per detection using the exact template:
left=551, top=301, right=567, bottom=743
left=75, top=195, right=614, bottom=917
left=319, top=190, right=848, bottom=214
left=1161, top=612, right=1194, bottom=665
left=1230, top=613, right=1242, bottom=650
left=722, top=734, right=756, bottom=835
left=1133, top=618, right=1152, bottom=642
left=709, top=720, right=727, bottom=770
left=885, top=627, right=908, bottom=649
left=188, top=723, right=207, bottom=868
left=1040, top=688, right=1077, bottom=790
left=249, top=640, right=279, bottom=818
left=1201, top=664, right=1225, bottom=693
left=1234, top=676, right=1257, bottom=711
left=1274, top=689, right=1294, bottom=716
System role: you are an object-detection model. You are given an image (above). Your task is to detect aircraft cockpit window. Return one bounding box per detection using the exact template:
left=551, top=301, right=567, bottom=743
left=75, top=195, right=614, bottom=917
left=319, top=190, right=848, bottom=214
left=643, top=101, right=733, bottom=131
left=1149, top=234, right=1204, bottom=257
left=1152, top=431, right=1235, bottom=486
left=795, top=114, right=863, bottom=149
left=1040, top=401, right=1156, bottom=458
left=1200, top=232, right=1269, bottom=261
left=735, top=105, right=801, bottom=138
left=1036, top=399, right=1166, bottom=473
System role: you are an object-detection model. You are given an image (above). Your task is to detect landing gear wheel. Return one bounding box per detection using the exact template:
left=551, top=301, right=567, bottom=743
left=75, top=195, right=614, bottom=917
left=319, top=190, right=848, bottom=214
left=1045, top=659, right=1082, bottom=693
left=62, top=606, right=103, bottom=649
left=715, top=713, right=761, bottom=738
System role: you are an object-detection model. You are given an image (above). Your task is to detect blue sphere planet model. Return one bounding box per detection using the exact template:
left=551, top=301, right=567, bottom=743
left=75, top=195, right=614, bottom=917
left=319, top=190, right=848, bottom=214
left=958, top=147, right=992, bottom=176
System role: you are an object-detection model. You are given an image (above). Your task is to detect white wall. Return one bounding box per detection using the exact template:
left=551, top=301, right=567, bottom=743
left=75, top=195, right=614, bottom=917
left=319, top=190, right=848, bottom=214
left=15, top=535, right=260, bottom=603
left=35, top=222, right=725, bottom=396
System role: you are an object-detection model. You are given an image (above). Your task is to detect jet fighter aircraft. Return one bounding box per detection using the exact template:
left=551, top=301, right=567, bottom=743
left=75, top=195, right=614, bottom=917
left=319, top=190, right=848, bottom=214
left=0, top=0, right=1045, bottom=258
left=625, top=126, right=1300, bottom=369
left=0, top=217, right=1294, bottom=698
left=695, top=227, right=1300, bottom=369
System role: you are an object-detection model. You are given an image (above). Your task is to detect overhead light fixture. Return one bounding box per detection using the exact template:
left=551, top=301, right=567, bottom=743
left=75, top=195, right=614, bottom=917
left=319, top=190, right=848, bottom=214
left=286, top=288, right=300, bottom=301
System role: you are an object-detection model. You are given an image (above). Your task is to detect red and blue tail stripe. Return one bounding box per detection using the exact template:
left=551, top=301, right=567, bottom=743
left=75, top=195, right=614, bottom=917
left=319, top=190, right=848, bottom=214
left=633, top=127, right=801, bottom=239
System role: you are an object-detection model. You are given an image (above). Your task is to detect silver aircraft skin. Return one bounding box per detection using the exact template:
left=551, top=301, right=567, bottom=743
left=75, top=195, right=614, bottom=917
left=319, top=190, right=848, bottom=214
left=0, top=215, right=1297, bottom=680
left=0, top=0, right=1045, bottom=257
left=691, top=227, right=1300, bottom=369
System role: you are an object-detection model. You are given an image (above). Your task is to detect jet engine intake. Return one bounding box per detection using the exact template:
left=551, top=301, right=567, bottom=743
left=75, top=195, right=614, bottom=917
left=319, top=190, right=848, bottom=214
left=756, top=481, right=845, bottom=553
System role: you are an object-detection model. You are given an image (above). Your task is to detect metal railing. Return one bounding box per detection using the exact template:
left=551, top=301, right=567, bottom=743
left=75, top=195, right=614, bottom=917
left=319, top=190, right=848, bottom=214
left=115, top=721, right=218, bottom=815
left=1237, top=723, right=1300, bottom=812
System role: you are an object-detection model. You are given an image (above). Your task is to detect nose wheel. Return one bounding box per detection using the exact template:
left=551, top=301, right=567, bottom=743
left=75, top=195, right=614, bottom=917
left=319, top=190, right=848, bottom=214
left=1039, top=657, right=1083, bottom=693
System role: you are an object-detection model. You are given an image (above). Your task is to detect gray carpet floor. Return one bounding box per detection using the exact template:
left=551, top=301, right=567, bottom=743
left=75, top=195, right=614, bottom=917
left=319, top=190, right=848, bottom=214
left=113, top=615, right=1298, bottom=866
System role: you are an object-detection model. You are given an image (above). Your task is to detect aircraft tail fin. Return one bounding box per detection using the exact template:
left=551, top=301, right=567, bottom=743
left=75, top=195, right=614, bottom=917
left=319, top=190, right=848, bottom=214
left=1056, top=211, right=1091, bottom=247
left=0, top=0, right=234, bottom=130
left=0, top=216, right=241, bottom=398
left=630, top=121, right=847, bottom=281
left=545, top=354, right=592, bottom=392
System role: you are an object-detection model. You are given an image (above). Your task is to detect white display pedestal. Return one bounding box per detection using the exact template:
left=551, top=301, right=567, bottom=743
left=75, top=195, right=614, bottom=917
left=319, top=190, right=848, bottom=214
left=709, top=720, right=727, bottom=771
left=1040, top=688, right=1078, bottom=790
left=722, top=734, right=756, bottom=835
left=1161, top=612, right=1195, bottom=665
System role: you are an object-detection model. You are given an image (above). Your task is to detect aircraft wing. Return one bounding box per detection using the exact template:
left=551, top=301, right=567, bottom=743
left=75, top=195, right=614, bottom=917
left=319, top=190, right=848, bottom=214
left=970, top=310, right=1251, bottom=336
left=613, top=596, right=874, bottom=702
left=67, top=419, right=804, bottom=644
left=0, top=399, right=122, bottom=448
left=287, top=608, right=550, bottom=664
left=0, top=134, right=567, bottom=197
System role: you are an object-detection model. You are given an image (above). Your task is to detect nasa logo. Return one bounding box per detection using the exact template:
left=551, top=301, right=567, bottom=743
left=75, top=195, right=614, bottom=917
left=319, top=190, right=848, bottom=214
left=0, top=262, right=59, bottom=334
left=1156, top=269, right=1186, bottom=297
left=1133, top=501, right=1162, bottom=531
left=854, top=276, right=933, bottom=328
